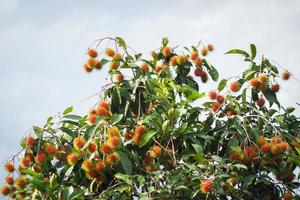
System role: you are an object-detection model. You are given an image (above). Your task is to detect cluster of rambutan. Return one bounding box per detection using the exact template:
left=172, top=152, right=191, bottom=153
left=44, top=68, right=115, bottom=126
left=89, top=101, right=111, bottom=124
left=143, top=145, right=162, bottom=172
left=83, top=49, right=102, bottom=72
left=83, top=47, right=124, bottom=82
left=208, top=90, right=227, bottom=113
left=230, top=145, right=259, bottom=165
left=149, top=44, right=214, bottom=83
left=100, top=126, right=121, bottom=166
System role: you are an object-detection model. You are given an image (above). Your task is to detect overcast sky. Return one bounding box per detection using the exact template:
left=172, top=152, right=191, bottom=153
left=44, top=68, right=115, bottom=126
left=0, top=0, right=300, bottom=193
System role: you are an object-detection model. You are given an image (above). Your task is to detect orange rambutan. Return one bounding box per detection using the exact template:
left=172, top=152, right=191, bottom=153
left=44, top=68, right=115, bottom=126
left=190, top=51, right=198, bottom=60
left=124, top=130, right=134, bottom=139
left=201, top=48, right=208, bottom=56
left=35, top=152, right=46, bottom=164
left=170, top=56, right=177, bottom=66
left=4, top=162, right=15, bottom=173
left=96, top=160, right=103, bottom=171
left=272, top=83, right=280, bottom=92
left=26, top=135, right=35, bottom=146
left=88, top=48, right=98, bottom=58
left=141, top=63, right=149, bottom=72
left=194, top=57, right=202, bottom=66
left=194, top=67, right=203, bottom=77
left=211, top=103, right=220, bottom=113
left=88, top=142, right=97, bottom=153
left=208, top=91, right=217, bottom=100
left=108, top=137, right=121, bottom=148
left=73, top=137, right=86, bottom=150
left=257, top=136, right=266, bottom=146
left=101, top=144, right=113, bottom=154
left=110, top=61, right=120, bottom=70
left=162, top=46, right=172, bottom=56
left=108, top=127, right=119, bottom=137
left=256, top=97, right=265, bottom=107
left=230, top=81, right=240, bottom=92
left=82, top=159, right=94, bottom=172
left=0, top=185, right=10, bottom=196
left=217, top=95, right=225, bottom=104
left=282, top=71, right=290, bottom=80
left=105, top=48, right=115, bottom=57
left=155, top=65, right=162, bottom=72
left=67, top=153, right=79, bottom=165
left=94, top=60, right=102, bottom=70
left=83, top=63, right=92, bottom=73
left=5, top=176, right=14, bottom=185
left=44, top=143, right=57, bottom=155
left=207, top=44, right=214, bottom=52
left=200, top=179, right=213, bottom=193
left=283, top=191, right=293, bottom=200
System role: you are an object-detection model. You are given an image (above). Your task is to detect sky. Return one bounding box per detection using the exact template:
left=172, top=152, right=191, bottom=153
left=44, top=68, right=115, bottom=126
left=0, top=0, right=300, bottom=195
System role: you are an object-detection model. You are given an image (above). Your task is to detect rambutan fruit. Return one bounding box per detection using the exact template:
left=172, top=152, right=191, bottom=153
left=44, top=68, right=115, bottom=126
left=35, top=152, right=46, bottom=164
left=162, top=47, right=172, bottom=56
left=5, top=176, right=14, bottom=185
left=155, top=65, right=162, bottom=72
left=44, top=143, right=57, bottom=155
left=110, top=61, right=120, bottom=70
left=249, top=78, right=260, bottom=89
left=226, top=110, right=235, bottom=117
left=67, top=153, right=79, bottom=165
left=211, top=103, right=220, bottom=113
left=201, top=48, right=208, bottom=56
left=4, top=162, right=15, bottom=173
left=108, top=127, right=119, bottom=137
left=86, top=169, right=97, bottom=179
left=15, top=176, right=28, bottom=190
left=114, top=53, right=122, bottom=60
left=282, top=71, right=290, bottom=80
left=124, top=130, right=134, bottom=139
left=258, top=73, right=268, bottom=83
left=190, top=52, right=198, bottom=60
left=96, top=160, right=103, bottom=171
left=105, top=48, right=115, bottom=57
left=116, top=73, right=124, bottom=82
left=88, top=142, right=97, bottom=153
left=256, top=97, right=265, bottom=107
left=150, top=145, right=161, bottom=158
left=132, top=132, right=142, bottom=145
left=94, top=60, right=102, bottom=69
left=82, top=159, right=94, bottom=172
left=135, top=125, right=146, bottom=135
left=34, top=164, right=42, bottom=173
left=208, top=91, right=217, bottom=100
left=20, top=157, right=31, bottom=167
left=98, top=101, right=109, bottom=110
left=144, top=153, right=153, bottom=163
left=217, top=95, right=225, bottom=104
left=141, top=63, right=149, bottom=72
left=100, top=144, right=113, bottom=154
left=194, top=67, right=203, bottom=77
left=230, top=152, right=239, bottom=161
left=73, top=137, right=86, bottom=150
left=271, top=144, right=281, bottom=154
left=257, top=136, right=266, bottom=146
left=26, top=135, right=35, bottom=146
left=89, top=111, right=97, bottom=124
left=194, top=57, right=202, bottom=66
left=108, top=137, right=121, bottom=148
left=230, top=81, right=240, bottom=92
left=96, top=106, right=110, bottom=117
left=170, top=56, right=177, bottom=66
left=200, top=180, right=213, bottom=193
left=87, top=58, right=96, bottom=69
left=88, top=49, right=98, bottom=58
left=83, top=63, right=92, bottom=73
left=207, top=44, right=214, bottom=52
left=272, top=83, right=280, bottom=92
left=1, top=185, right=10, bottom=196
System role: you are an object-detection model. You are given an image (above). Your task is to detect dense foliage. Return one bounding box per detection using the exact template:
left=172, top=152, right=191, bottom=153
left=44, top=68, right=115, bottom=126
left=1, top=37, right=300, bottom=200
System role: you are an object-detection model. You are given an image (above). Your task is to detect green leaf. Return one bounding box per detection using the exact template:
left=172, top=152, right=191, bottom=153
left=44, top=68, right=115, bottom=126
left=63, top=114, right=82, bottom=121
left=286, top=107, right=295, bottom=114
left=250, top=44, right=256, bottom=60
left=22, top=168, right=42, bottom=178
left=225, top=49, right=250, bottom=57
left=109, top=114, right=123, bottom=125
left=218, top=79, right=227, bottom=92
left=204, top=61, right=219, bottom=81
left=115, top=36, right=127, bottom=50
left=263, top=88, right=280, bottom=107
left=118, top=151, right=133, bottom=175
left=31, top=178, right=46, bottom=192
left=33, top=126, right=43, bottom=138
left=63, top=106, right=73, bottom=115
left=138, top=131, right=157, bottom=147
left=192, top=144, right=203, bottom=154
left=100, top=58, right=110, bottom=65
left=242, top=88, right=247, bottom=110
left=115, top=173, right=133, bottom=185
left=162, top=37, right=169, bottom=47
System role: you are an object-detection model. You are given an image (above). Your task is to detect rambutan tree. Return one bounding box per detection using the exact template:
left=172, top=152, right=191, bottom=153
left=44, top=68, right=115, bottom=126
left=1, top=37, right=300, bottom=200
